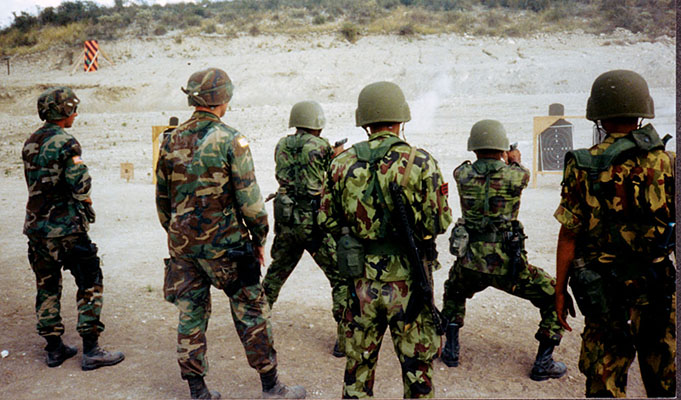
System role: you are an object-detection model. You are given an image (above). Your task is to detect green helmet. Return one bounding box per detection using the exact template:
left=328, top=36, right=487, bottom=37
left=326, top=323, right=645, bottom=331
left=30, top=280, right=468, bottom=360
left=37, top=87, right=80, bottom=121
left=182, top=68, right=234, bottom=107
left=467, top=119, right=509, bottom=151
left=289, top=100, right=326, bottom=130
left=355, top=81, right=411, bottom=127
left=586, top=69, right=654, bottom=121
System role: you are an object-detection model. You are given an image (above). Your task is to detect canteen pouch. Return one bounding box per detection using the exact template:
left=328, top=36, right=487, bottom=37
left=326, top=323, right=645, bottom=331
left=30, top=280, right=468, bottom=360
left=337, top=229, right=365, bottom=279
left=448, top=220, right=469, bottom=258
left=569, top=266, right=610, bottom=317
left=273, top=192, right=294, bottom=225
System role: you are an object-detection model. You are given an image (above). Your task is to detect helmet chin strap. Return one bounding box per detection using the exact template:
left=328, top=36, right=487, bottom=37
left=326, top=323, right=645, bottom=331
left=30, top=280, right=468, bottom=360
left=594, top=122, right=607, bottom=144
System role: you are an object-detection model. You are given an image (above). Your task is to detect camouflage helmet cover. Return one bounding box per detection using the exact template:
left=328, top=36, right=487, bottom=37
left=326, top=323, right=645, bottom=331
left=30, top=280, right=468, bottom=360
left=182, top=68, right=234, bottom=107
left=355, top=81, right=411, bottom=127
left=289, top=100, right=326, bottom=130
left=467, top=119, right=509, bottom=151
left=37, top=86, right=80, bottom=121
left=586, top=69, right=654, bottom=121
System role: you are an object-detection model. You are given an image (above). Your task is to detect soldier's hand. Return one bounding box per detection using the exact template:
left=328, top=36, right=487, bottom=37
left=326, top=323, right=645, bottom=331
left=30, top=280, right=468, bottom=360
left=555, top=291, right=573, bottom=331
left=333, top=144, right=345, bottom=157
left=505, top=149, right=521, bottom=165
left=254, top=245, right=265, bottom=266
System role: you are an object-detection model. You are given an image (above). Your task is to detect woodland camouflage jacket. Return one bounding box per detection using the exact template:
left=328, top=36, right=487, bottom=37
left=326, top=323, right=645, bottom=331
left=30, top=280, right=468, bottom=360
left=554, top=130, right=675, bottom=264
left=22, top=123, right=91, bottom=238
left=319, top=131, right=452, bottom=281
left=156, top=111, right=268, bottom=259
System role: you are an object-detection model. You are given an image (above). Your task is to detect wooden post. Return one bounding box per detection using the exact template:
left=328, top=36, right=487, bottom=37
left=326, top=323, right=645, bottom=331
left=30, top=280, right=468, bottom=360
left=120, top=162, right=134, bottom=182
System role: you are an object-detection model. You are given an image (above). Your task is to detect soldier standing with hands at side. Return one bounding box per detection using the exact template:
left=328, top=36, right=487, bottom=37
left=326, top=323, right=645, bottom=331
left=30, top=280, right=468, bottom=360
left=22, top=87, right=125, bottom=371
left=441, top=120, right=566, bottom=381
left=262, top=100, right=347, bottom=356
left=554, top=70, right=676, bottom=397
left=319, top=81, right=452, bottom=398
left=156, top=68, right=306, bottom=399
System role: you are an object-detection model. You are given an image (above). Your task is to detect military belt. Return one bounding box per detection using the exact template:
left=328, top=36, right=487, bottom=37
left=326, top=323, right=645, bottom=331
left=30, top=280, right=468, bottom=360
left=468, top=231, right=504, bottom=243
left=363, top=239, right=404, bottom=256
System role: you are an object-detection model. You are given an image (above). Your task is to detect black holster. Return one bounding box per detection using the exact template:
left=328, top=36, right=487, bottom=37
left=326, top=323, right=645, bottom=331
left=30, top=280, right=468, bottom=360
left=62, top=237, right=102, bottom=289
left=223, top=242, right=261, bottom=296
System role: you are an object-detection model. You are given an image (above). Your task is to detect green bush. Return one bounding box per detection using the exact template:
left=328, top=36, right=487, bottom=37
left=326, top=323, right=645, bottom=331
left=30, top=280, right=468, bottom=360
left=398, top=23, right=415, bottom=35
left=340, top=22, right=360, bottom=42
left=154, top=26, right=168, bottom=36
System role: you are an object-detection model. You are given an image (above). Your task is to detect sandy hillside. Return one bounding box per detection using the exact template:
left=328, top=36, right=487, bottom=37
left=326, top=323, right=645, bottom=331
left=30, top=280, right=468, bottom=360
left=0, top=30, right=675, bottom=399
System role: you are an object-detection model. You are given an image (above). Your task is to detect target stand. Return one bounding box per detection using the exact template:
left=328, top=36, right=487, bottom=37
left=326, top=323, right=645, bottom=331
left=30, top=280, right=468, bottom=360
left=531, top=104, right=584, bottom=188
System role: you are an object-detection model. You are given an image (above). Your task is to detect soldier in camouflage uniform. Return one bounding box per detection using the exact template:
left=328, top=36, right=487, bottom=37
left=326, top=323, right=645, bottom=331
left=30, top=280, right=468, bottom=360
left=441, top=119, right=566, bottom=381
left=554, top=70, right=676, bottom=397
left=156, top=68, right=306, bottom=400
left=262, top=100, right=347, bottom=356
left=22, top=87, right=125, bottom=370
left=318, top=81, right=452, bottom=398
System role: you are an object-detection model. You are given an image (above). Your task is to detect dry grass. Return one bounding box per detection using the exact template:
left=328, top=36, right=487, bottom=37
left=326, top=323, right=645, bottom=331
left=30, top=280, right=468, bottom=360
left=0, top=1, right=674, bottom=56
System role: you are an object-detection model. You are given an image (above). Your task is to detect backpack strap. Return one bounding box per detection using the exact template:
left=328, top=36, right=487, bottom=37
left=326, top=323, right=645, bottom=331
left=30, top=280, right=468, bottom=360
left=284, top=133, right=315, bottom=198
left=350, top=135, right=408, bottom=238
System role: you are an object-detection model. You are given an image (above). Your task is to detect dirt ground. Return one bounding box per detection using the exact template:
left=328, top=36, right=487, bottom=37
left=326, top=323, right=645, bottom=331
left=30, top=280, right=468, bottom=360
left=0, top=30, right=675, bottom=398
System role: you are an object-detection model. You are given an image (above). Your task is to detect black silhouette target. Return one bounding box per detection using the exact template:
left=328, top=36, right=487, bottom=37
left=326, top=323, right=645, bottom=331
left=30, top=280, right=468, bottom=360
left=538, top=120, right=573, bottom=171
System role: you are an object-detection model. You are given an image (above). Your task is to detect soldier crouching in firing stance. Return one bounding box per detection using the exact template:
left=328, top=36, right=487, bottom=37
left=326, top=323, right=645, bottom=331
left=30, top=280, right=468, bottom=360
left=441, top=120, right=567, bottom=381
left=262, top=100, right=348, bottom=357
left=155, top=68, right=306, bottom=400
left=318, top=81, right=452, bottom=398
left=22, top=87, right=125, bottom=370
left=555, top=70, right=676, bottom=397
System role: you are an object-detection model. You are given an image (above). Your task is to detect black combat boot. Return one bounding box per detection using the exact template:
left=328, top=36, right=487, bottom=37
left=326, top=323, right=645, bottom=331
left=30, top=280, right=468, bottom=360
left=45, top=336, right=78, bottom=367
left=530, top=340, right=567, bottom=381
left=261, top=368, right=307, bottom=399
left=81, top=337, right=125, bottom=371
left=188, top=376, right=221, bottom=399
left=332, top=339, right=344, bottom=358
left=441, top=322, right=460, bottom=367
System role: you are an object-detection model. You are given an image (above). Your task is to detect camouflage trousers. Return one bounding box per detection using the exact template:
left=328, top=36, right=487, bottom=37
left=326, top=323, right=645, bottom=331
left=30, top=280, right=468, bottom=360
left=163, top=256, right=277, bottom=379
left=442, top=262, right=564, bottom=343
left=341, top=277, right=440, bottom=398
left=27, top=233, right=105, bottom=340
left=263, top=221, right=346, bottom=322
left=579, top=293, right=676, bottom=397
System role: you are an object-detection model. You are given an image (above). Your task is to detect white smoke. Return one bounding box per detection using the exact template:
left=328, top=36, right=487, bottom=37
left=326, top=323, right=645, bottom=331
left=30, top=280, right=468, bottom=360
left=408, top=71, right=456, bottom=134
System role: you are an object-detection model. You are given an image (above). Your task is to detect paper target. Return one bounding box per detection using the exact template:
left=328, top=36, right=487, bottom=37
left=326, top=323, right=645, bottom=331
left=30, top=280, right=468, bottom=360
left=538, top=121, right=573, bottom=171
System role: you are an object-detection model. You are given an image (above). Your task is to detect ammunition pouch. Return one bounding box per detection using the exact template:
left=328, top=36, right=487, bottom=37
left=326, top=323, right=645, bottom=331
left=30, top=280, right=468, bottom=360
left=337, top=231, right=365, bottom=279
left=62, top=237, right=102, bottom=289
left=273, top=192, right=294, bottom=225
left=449, top=220, right=469, bottom=258
left=224, top=242, right=261, bottom=296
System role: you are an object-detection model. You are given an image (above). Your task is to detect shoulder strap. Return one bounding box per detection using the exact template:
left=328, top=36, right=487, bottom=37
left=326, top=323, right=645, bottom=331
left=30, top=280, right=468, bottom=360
left=565, top=123, right=665, bottom=178
left=352, top=135, right=405, bottom=163
left=285, top=133, right=315, bottom=198
left=349, top=135, right=407, bottom=238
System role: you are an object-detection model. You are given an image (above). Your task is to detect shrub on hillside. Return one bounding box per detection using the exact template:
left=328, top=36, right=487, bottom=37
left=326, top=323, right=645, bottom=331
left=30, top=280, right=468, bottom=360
left=340, top=22, right=360, bottom=42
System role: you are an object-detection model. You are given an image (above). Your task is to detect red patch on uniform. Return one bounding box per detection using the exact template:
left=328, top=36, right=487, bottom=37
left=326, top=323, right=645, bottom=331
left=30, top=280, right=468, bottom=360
left=439, top=183, right=448, bottom=196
